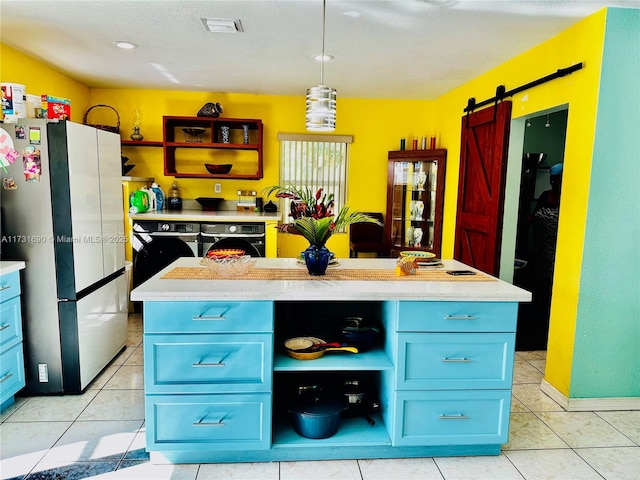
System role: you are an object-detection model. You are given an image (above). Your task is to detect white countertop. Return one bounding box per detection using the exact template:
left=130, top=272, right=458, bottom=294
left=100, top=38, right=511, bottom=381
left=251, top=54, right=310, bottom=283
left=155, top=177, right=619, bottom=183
left=0, top=260, right=26, bottom=276
left=130, top=209, right=281, bottom=222
left=122, top=176, right=154, bottom=182
left=131, top=257, right=532, bottom=302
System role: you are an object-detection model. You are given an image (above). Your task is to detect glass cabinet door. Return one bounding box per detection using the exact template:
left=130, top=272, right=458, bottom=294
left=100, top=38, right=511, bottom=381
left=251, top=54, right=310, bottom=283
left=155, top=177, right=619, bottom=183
left=385, top=150, right=446, bottom=258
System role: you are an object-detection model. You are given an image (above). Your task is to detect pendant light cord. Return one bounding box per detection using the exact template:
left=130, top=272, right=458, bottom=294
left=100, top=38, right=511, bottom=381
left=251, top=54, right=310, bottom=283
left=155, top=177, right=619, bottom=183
left=320, top=0, right=326, bottom=85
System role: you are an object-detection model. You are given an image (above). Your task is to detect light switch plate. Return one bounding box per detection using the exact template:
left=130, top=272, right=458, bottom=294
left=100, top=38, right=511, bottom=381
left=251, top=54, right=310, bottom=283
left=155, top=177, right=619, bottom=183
left=214, top=183, right=222, bottom=193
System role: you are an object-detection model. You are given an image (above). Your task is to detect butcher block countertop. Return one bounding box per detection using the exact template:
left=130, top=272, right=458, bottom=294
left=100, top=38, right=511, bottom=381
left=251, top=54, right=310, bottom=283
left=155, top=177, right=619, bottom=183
left=131, top=257, right=532, bottom=303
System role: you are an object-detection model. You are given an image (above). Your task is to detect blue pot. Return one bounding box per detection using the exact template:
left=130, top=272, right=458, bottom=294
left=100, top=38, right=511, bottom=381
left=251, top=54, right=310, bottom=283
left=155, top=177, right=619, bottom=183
left=303, top=245, right=331, bottom=275
left=291, top=398, right=344, bottom=439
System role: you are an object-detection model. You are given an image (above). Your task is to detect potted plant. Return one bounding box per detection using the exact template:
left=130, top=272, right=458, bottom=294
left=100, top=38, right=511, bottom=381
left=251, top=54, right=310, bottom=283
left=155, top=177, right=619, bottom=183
left=263, top=185, right=382, bottom=275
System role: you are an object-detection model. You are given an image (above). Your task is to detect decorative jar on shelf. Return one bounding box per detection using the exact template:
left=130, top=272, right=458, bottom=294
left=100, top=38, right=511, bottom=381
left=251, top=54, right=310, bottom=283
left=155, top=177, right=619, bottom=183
left=242, top=124, right=250, bottom=144
left=220, top=126, right=230, bottom=144
left=130, top=126, right=143, bottom=141
left=413, top=227, right=424, bottom=247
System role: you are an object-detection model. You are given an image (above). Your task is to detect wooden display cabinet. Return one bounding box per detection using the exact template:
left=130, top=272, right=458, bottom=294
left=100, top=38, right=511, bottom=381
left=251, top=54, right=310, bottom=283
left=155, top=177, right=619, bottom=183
left=385, top=149, right=446, bottom=258
left=163, top=116, right=263, bottom=179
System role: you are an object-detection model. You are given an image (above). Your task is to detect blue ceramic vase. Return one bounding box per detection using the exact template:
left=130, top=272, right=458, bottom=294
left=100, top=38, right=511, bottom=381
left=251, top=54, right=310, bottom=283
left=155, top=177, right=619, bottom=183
left=303, top=245, right=331, bottom=275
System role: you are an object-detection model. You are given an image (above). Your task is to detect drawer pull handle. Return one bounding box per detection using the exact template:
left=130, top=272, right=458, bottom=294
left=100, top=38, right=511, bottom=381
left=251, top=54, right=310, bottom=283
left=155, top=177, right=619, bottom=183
left=0, top=372, right=13, bottom=384
left=440, top=414, right=469, bottom=420
left=0, top=324, right=10, bottom=331
left=445, top=315, right=476, bottom=320
left=192, top=362, right=225, bottom=367
left=0, top=286, right=10, bottom=292
left=192, top=315, right=226, bottom=321
left=192, top=420, right=225, bottom=427
left=442, top=357, right=472, bottom=363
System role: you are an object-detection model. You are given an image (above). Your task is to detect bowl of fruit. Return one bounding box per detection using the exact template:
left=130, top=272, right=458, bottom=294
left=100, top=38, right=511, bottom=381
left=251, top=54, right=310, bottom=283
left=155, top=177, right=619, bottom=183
left=200, top=249, right=256, bottom=277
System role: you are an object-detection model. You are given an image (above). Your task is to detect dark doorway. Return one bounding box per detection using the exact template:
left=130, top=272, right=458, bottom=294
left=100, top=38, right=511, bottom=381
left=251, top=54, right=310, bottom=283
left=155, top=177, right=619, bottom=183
left=514, top=109, right=568, bottom=351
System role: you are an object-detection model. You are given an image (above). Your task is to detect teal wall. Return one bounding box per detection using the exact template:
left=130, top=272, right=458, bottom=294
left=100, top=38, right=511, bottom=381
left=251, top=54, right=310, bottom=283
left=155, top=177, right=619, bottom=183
left=571, top=8, right=640, bottom=398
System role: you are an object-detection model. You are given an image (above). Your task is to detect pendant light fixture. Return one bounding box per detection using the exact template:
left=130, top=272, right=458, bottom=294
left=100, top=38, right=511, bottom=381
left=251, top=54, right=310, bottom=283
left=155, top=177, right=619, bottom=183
left=306, top=0, right=336, bottom=131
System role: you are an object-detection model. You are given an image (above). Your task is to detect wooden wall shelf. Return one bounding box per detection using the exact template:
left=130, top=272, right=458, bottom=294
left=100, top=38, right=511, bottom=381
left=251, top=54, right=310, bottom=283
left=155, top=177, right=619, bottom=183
left=121, top=140, right=163, bottom=147
left=163, top=116, right=263, bottom=180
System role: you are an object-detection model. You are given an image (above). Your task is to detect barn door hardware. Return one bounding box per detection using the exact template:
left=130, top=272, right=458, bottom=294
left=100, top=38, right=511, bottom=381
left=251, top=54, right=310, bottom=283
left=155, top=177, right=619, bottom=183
left=463, top=62, right=583, bottom=113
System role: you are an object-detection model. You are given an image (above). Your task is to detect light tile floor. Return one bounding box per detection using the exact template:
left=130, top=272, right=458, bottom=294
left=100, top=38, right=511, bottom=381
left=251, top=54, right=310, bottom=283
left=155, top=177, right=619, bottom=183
left=1, top=314, right=638, bottom=480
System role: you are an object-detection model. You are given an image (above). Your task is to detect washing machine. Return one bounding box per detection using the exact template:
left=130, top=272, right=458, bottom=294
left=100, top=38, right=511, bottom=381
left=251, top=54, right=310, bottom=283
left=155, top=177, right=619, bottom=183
left=132, top=220, right=200, bottom=289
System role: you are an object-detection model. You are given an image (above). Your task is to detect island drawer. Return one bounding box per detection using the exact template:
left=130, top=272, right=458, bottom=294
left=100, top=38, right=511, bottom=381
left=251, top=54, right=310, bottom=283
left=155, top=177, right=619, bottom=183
left=397, top=333, right=514, bottom=390
left=397, top=302, right=518, bottom=333
left=146, top=393, right=271, bottom=451
left=0, top=271, right=21, bottom=303
left=144, top=333, right=272, bottom=393
left=0, top=342, right=26, bottom=405
left=0, top=296, right=23, bottom=351
left=144, top=301, right=274, bottom=333
left=392, top=389, right=511, bottom=446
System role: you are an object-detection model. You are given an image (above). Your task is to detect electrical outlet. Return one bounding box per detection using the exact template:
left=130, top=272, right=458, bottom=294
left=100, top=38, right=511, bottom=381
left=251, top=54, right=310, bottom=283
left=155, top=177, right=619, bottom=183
left=38, top=363, right=49, bottom=382
left=214, top=183, right=222, bottom=194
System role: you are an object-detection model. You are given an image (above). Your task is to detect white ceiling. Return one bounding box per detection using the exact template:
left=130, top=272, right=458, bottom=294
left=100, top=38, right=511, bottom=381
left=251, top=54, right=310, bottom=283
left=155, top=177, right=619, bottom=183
left=1, top=0, right=637, bottom=99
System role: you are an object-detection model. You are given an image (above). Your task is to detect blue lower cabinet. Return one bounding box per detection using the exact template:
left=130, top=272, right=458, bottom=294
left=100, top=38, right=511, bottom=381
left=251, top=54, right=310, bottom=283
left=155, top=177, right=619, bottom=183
left=141, top=298, right=520, bottom=461
left=0, top=269, right=25, bottom=412
left=146, top=393, right=272, bottom=451
left=393, top=390, right=511, bottom=446
left=398, top=301, right=518, bottom=333
left=0, top=296, right=23, bottom=350
left=0, top=342, right=26, bottom=408
left=145, top=333, right=273, bottom=394
left=0, top=271, right=21, bottom=303
left=144, top=301, right=273, bottom=334
left=397, top=333, right=515, bottom=390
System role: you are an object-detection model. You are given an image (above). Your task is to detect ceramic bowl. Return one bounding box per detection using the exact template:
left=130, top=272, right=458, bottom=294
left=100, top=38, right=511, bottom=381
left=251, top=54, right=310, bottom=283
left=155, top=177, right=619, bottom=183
left=399, top=251, right=436, bottom=260
left=205, top=163, right=232, bottom=174
left=195, top=197, right=224, bottom=210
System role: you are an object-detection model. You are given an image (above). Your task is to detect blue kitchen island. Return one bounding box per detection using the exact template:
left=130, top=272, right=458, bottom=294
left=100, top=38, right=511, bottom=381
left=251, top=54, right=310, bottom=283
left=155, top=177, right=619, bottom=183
left=131, top=257, right=531, bottom=464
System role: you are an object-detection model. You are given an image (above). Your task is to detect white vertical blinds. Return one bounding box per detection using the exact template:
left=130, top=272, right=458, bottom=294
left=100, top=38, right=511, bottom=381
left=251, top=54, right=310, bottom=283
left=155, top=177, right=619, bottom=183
left=277, top=134, right=352, bottom=225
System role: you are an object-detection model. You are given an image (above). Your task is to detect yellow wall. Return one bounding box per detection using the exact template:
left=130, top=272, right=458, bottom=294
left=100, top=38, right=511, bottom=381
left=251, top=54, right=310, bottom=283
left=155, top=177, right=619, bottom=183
left=90, top=88, right=433, bottom=258
left=0, top=44, right=91, bottom=118
left=433, top=10, right=607, bottom=395
left=1, top=9, right=611, bottom=395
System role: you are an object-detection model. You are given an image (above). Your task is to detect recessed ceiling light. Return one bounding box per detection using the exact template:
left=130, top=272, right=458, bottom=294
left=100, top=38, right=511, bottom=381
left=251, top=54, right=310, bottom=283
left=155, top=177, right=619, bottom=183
left=313, top=54, right=334, bottom=62
left=201, top=17, right=244, bottom=33
left=114, top=41, right=138, bottom=49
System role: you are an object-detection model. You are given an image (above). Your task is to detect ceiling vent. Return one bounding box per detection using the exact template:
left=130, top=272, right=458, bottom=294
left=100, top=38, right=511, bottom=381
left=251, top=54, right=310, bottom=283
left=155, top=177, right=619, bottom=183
left=201, top=17, right=244, bottom=33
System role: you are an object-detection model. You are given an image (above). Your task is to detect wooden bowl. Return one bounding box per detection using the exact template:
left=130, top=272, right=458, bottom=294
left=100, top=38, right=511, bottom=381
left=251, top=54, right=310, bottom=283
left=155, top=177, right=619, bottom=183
left=205, top=163, right=232, bottom=175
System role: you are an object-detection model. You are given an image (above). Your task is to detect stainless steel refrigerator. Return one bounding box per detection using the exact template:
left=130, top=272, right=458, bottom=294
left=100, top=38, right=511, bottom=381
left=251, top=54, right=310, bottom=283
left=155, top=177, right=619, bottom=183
left=0, top=119, right=128, bottom=394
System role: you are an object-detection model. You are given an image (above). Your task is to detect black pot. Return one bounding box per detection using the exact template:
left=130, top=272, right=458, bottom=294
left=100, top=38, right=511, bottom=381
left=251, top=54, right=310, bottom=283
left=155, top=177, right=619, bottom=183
left=342, top=379, right=378, bottom=424
left=340, top=317, right=381, bottom=352
left=290, top=397, right=344, bottom=439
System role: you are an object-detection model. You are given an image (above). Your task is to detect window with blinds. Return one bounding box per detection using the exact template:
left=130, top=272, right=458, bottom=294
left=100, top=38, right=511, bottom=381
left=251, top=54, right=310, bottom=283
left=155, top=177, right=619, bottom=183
left=277, top=133, right=353, bottom=225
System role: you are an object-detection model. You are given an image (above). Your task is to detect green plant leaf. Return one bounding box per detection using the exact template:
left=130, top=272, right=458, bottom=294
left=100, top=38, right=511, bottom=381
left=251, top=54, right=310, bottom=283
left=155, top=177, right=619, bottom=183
left=264, top=184, right=383, bottom=245
left=294, top=216, right=334, bottom=245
